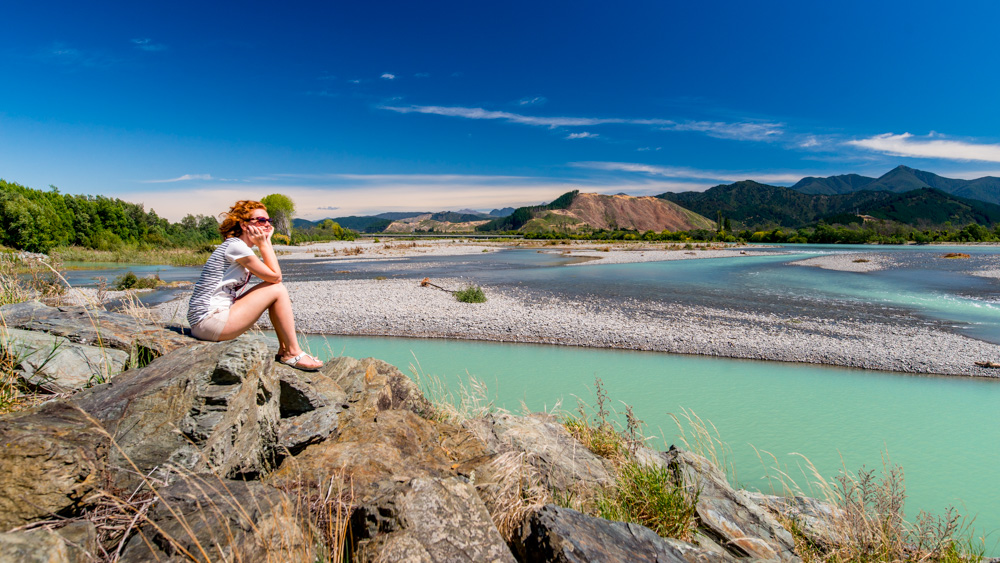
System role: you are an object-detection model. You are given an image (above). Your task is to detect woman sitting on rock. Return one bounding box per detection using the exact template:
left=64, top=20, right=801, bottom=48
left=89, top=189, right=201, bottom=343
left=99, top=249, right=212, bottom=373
left=187, top=200, right=322, bottom=371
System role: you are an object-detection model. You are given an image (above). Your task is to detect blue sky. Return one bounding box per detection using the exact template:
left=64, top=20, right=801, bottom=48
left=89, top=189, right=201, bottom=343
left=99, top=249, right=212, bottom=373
left=3, top=0, right=1000, bottom=221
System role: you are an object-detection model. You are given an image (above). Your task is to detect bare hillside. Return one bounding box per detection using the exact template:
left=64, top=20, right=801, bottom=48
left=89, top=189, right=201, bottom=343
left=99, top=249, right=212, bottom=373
left=561, top=193, right=714, bottom=231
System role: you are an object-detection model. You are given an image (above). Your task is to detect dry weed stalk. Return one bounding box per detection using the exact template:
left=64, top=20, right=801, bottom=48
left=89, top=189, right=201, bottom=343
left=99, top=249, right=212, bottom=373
left=475, top=451, right=552, bottom=541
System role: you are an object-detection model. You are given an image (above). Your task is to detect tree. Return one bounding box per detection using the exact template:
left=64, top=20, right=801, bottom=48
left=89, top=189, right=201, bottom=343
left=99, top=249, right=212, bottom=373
left=261, top=194, right=295, bottom=237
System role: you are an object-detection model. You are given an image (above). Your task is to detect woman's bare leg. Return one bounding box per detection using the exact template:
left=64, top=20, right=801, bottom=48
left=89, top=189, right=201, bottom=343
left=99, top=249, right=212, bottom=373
left=218, top=282, right=321, bottom=367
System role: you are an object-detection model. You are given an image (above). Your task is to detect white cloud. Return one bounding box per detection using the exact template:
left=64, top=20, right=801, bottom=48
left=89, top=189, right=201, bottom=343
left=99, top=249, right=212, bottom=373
left=348, top=79, right=361, bottom=84
left=518, top=96, right=547, bottom=106
left=566, top=132, right=598, bottom=140
left=847, top=133, right=1000, bottom=163
left=664, top=120, right=783, bottom=142
left=381, top=104, right=671, bottom=128
left=380, top=104, right=782, bottom=143
left=572, top=162, right=809, bottom=185
left=381, top=73, right=396, bottom=80
left=637, top=147, right=662, bottom=152
left=142, top=174, right=214, bottom=183
left=131, top=38, right=166, bottom=52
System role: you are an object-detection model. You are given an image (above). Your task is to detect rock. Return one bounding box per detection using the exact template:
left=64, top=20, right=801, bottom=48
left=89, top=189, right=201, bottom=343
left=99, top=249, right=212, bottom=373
left=0, top=402, right=108, bottom=531
left=73, top=335, right=281, bottom=489
left=512, top=504, right=693, bottom=563
left=271, top=410, right=464, bottom=501
left=352, top=476, right=515, bottom=562
left=466, top=412, right=614, bottom=493
left=746, top=492, right=847, bottom=550
left=119, top=477, right=313, bottom=563
left=0, top=301, right=193, bottom=360
left=663, top=447, right=800, bottom=561
left=0, top=522, right=98, bottom=563
left=0, top=327, right=129, bottom=392
left=324, top=356, right=433, bottom=425
left=274, top=364, right=349, bottom=455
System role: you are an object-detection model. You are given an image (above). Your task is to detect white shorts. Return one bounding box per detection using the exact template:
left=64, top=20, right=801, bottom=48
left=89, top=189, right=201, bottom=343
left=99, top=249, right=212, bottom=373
left=190, top=307, right=230, bottom=341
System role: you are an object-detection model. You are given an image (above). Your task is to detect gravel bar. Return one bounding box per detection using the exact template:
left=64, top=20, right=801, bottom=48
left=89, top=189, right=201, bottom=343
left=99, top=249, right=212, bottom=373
left=154, top=277, right=1000, bottom=379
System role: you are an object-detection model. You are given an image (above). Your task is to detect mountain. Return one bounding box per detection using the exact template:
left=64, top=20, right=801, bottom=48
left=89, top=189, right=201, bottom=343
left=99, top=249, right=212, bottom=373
left=659, top=181, right=1000, bottom=229
left=477, top=190, right=714, bottom=233
left=791, top=173, right=876, bottom=195
left=374, top=211, right=431, bottom=220
left=489, top=207, right=515, bottom=217
left=790, top=166, right=1000, bottom=205
left=382, top=213, right=492, bottom=233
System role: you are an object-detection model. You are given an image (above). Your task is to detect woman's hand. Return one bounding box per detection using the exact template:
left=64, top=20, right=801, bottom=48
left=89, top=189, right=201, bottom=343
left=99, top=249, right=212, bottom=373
left=245, top=223, right=273, bottom=247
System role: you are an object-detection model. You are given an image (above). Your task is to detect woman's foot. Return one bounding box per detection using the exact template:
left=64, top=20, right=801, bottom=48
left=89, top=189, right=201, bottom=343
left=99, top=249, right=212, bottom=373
left=277, top=351, right=323, bottom=371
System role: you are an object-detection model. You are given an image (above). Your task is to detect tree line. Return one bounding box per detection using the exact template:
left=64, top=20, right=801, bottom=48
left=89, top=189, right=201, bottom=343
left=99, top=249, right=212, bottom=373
left=0, top=179, right=355, bottom=253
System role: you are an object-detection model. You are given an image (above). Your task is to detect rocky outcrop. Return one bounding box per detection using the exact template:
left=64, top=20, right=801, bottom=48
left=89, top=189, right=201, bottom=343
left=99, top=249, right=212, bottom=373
left=72, top=335, right=282, bottom=489
left=353, top=477, right=515, bottom=562
left=513, top=504, right=692, bottom=562
left=0, top=301, right=190, bottom=359
left=0, top=522, right=98, bottom=563
left=747, top=492, right=847, bottom=550
left=0, top=403, right=108, bottom=530
left=0, top=328, right=129, bottom=392
left=466, top=412, right=615, bottom=493
left=118, top=477, right=313, bottom=562
left=662, top=447, right=800, bottom=561
left=0, top=303, right=893, bottom=562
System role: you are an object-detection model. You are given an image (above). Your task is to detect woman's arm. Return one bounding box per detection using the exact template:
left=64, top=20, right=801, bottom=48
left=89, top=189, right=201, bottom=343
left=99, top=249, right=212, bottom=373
left=236, top=223, right=282, bottom=283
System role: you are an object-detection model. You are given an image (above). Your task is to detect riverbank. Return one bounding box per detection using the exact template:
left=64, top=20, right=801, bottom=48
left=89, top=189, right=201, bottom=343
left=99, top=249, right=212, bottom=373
left=154, top=276, right=1000, bottom=378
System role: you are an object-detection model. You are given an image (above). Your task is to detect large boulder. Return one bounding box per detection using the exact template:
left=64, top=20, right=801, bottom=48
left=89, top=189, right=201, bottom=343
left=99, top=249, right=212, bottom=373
left=465, top=412, right=615, bottom=493
left=0, top=327, right=129, bottom=392
left=119, top=477, right=314, bottom=562
left=324, top=356, right=433, bottom=426
left=274, top=363, right=349, bottom=455
left=352, top=476, right=515, bottom=562
left=512, top=504, right=694, bottom=563
left=746, top=492, right=847, bottom=550
left=0, top=402, right=108, bottom=531
left=0, top=522, right=98, bottom=563
left=663, top=447, right=800, bottom=561
left=0, top=301, right=193, bottom=360
left=72, top=335, right=282, bottom=489
left=270, top=409, right=468, bottom=501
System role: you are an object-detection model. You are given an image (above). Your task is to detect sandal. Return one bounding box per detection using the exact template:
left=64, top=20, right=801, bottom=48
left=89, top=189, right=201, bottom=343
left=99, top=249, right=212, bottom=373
left=277, top=352, right=323, bottom=372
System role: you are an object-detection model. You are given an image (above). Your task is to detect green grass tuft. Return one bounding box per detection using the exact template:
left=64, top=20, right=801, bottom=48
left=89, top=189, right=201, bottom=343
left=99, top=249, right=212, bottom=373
left=454, top=285, right=487, bottom=303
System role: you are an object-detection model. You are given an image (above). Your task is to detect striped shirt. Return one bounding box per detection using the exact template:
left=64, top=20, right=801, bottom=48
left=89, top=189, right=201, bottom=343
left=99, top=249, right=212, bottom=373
left=187, top=238, right=255, bottom=326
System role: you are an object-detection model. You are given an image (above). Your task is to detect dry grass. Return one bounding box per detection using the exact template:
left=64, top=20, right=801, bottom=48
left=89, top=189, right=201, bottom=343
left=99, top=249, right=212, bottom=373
left=755, top=450, right=986, bottom=562
left=50, top=246, right=212, bottom=267
left=670, top=407, right=737, bottom=486
left=474, top=451, right=551, bottom=542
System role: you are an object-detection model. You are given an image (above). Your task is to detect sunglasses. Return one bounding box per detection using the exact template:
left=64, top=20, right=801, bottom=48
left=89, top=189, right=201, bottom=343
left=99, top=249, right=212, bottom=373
left=247, top=217, right=273, bottom=225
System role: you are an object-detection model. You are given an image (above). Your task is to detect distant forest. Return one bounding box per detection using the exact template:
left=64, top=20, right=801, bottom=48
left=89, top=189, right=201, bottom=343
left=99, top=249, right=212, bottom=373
left=0, top=179, right=221, bottom=253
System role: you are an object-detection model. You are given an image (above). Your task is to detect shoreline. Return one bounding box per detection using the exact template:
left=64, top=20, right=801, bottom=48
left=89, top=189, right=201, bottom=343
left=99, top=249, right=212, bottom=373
left=153, top=277, right=1000, bottom=379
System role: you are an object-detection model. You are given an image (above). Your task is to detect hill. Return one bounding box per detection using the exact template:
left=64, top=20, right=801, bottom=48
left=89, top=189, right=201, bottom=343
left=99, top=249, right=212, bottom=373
left=476, top=190, right=714, bottom=233
left=382, top=213, right=491, bottom=233
left=293, top=216, right=392, bottom=233
left=659, top=181, right=1000, bottom=229
left=790, top=166, right=1000, bottom=205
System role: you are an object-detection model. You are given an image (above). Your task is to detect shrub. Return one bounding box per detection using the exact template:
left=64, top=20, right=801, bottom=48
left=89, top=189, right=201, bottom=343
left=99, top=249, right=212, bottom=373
left=113, top=271, right=162, bottom=291
left=454, top=286, right=486, bottom=303
left=596, top=460, right=699, bottom=540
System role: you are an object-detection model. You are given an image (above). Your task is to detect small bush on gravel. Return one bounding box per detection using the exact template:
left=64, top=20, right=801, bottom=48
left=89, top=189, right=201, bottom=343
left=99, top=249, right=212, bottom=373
left=113, top=271, right=162, bottom=291
left=454, top=286, right=487, bottom=303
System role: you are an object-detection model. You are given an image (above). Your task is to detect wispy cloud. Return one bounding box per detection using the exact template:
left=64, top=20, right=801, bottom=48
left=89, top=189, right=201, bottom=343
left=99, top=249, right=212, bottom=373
left=518, top=96, right=547, bottom=106
left=566, top=132, right=598, bottom=140
left=573, top=162, right=810, bottom=185
left=380, top=104, right=783, bottom=143
left=381, top=104, right=671, bottom=128
left=414, top=72, right=430, bottom=78
left=142, top=173, right=214, bottom=183
left=41, top=42, right=118, bottom=68
left=665, top=120, right=783, bottom=142
left=380, top=73, right=396, bottom=80
left=348, top=79, right=361, bottom=84
left=131, top=38, right=167, bottom=52
left=637, top=147, right=662, bottom=152
left=847, top=133, right=1000, bottom=163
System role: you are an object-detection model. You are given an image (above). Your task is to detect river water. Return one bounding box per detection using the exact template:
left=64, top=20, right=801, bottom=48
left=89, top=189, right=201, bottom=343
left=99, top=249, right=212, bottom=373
left=68, top=244, right=1000, bottom=549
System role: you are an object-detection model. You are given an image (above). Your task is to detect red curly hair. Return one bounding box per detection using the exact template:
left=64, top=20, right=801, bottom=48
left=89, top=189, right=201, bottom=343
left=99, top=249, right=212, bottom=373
left=218, top=200, right=266, bottom=239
